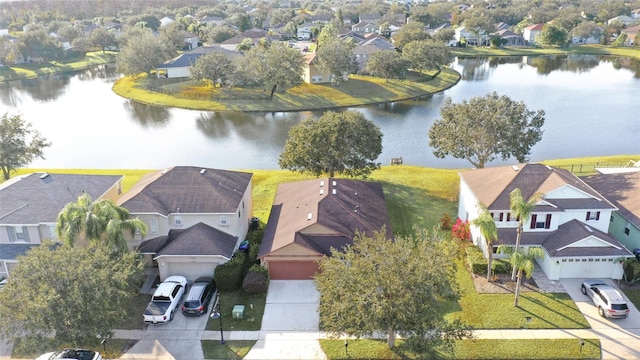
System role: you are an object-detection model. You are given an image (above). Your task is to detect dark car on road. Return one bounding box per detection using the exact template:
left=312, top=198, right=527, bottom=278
left=181, top=277, right=216, bottom=316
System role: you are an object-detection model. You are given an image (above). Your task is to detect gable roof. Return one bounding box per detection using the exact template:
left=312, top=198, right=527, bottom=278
left=524, top=24, right=544, bottom=31
left=259, top=178, right=392, bottom=258
left=0, top=173, right=123, bottom=224
left=117, top=166, right=252, bottom=216
left=459, top=163, right=615, bottom=211
left=149, top=222, right=237, bottom=258
left=495, top=219, right=631, bottom=257
left=583, top=171, right=640, bottom=226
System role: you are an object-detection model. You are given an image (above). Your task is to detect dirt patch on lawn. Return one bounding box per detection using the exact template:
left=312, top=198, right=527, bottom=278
left=471, top=272, right=541, bottom=294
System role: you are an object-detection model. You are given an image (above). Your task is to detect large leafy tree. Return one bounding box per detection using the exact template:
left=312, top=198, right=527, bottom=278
left=232, top=42, right=303, bottom=94
left=499, top=246, right=544, bottom=306
left=116, top=28, right=175, bottom=76
left=90, top=28, right=117, bottom=53
left=17, top=25, right=64, bottom=61
left=0, top=113, right=51, bottom=180
left=315, top=228, right=472, bottom=353
left=364, top=50, right=409, bottom=81
left=279, top=110, right=382, bottom=178
left=428, top=92, right=545, bottom=168
left=509, top=188, right=543, bottom=280
left=402, top=39, right=450, bottom=75
left=539, top=23, right=569, bottom=47
left=56, top=193, right=148, bottom=253
left=390, top=21, right=430, bottom=50
left=0, top=242, right=145, bottom=346
left=471, top=202, right=498, bottom=281
left=316, top=38, right=358, bottom=85
left=190, top=52, right=235, bottom=87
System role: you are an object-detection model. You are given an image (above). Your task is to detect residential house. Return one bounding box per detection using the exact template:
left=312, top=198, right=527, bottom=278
left=632, top=9, right=640, bottom=20
left=221, top=29, right=267, bottom=51
left=458, top=163, right=630, bottom=280
left=200, top=16, right=224, bottom=27
left=159, top=45, right=240, bottom=78
left=455, top=26, right=484, bottom=45
left=160, top=16, right=175, bottom=27
left=523, top=24, right=544, bottom=45
left=259, top=178, right=392, bottom=280
left=297, top=21, right=315, bottom=40
left=302, top=53, right=333, bottom=84
left=583, top=171, right=640, bottom=253
left=351, top=35, right=396, bottom=72
left=621, top=24, right=640, bottom=46
left=571, top=26, right=603, bottom=45
left=491, top=29, right=525, bottom=47
left=352, top=21, right=378, bottom=35
left=0, top=173, right=124, bottom=279
left=607, top=15, right=637, bottom=27
left=179, top=30, right=199, bottom=50
left=359, top=14, right=381, bottom=24
left=117, top=166, right=253, bottom=281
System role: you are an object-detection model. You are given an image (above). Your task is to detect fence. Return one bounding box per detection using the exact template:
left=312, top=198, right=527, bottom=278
left=553, top=162, right=635, bottom=176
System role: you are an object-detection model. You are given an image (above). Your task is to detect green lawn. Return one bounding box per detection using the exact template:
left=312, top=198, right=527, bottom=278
left=205, top=290, right=266, bottom=331
left=0, top=52, right=118, bottom=82
left=450, top=44, right=640, bottom=60
left=320, top=338, right=601, bottom=359
left=201, top=340, right=255, bottom=359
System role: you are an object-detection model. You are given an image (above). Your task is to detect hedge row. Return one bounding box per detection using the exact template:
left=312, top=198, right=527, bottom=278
left=465, top=245, right=511, bottom=275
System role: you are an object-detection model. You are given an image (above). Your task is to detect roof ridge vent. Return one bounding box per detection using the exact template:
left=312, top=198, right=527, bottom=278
left=39, top=173, right=50, bottom=179
left=200, top=169, right=206, bottom=174
left=584, top=225, right=593, bottom=233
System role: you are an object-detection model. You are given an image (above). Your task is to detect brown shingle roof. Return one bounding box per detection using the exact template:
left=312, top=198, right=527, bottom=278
left=583, top=172, right=640, bottom=226
left=259, top=178, right=392, bottom=258
left=459, top=163, right=615, bottom=211
left=118, top=166, right=252, bottom=215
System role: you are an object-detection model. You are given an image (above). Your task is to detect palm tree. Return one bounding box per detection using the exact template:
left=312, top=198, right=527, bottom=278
left=499, top=245, right=544, bottom=307
left=56, top=193, right=147, bottom=253
left=471, top=202, right=498, bottom=281
left=509, top=188, right=542, bottom=280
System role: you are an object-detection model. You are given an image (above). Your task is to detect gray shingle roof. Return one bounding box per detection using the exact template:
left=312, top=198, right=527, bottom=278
left=118, top=166, right=252, bottom=216
left=496, top=219, right=631, bottom=257
left=0, top=244, right=39, bottom=260
left=583, top=172, right=640, bottom=227
left=0, top=173, right=122, bottom=224
left=152, top=222, right=237, bottom=258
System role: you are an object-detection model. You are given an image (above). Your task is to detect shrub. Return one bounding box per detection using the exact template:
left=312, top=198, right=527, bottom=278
left=492, top=259, right=512, bottom=274
left=242, top=264, right=269, bottom=294
left=452, top=218, right=471, bottom=241
left=440, top=213, right=452, bottom=230
left=214, top=251, right=246, bottom=291
left=465, top=245, right=487, bottom=274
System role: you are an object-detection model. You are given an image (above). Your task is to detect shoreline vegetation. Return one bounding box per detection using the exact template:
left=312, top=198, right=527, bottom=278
left=1, top=45, right=638, bottom=112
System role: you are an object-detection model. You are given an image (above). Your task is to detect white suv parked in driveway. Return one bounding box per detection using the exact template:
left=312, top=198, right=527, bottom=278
left=581, top=279, right=630, bottom=319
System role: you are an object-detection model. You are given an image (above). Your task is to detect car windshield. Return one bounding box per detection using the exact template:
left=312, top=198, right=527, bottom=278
left=612, top=304, right=628, bottom=311
left=54, top=349, right=96, bottom=360
left=184, top=301, right=201, bottom=308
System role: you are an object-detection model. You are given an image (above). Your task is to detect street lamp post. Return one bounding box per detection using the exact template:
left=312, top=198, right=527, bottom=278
left=210, top=292, right=225, bottom=344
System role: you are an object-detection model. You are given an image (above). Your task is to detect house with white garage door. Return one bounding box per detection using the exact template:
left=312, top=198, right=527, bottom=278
left=458, top=163, right=631, bottom=280
left=258, top=178, right=393, bottom=280
left=117, top=166, right=253, bottom=281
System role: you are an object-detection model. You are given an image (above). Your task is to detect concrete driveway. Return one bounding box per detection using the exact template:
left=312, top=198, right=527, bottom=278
left=561, top=278, right=640, bottom=359
left=121, top=301, right=212, bottom=360
left=244, top=280, right=327, bottom=360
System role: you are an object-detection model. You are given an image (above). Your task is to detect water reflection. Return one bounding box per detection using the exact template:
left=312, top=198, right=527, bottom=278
left=0, top=56, right=637, bottom=170
left=124, top=100, right=172, bottom=127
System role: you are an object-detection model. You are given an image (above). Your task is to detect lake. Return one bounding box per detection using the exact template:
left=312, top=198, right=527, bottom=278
left=0, top=54, right=638, bottom=170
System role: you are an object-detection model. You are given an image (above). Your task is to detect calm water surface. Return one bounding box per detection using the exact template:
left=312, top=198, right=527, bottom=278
left=0, top=55, right=638, bottom=170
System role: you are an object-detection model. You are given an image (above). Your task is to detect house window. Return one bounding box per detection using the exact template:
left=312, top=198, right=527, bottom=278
left=568, top=259, right=574, bottom=262
left=561, top=259, right=567, bottom=262
left=492, top=246, right=498, bottom=254
left=174, top=216, right=182, bottom=227
left=506, top=213, right=511, bottom=222
left=610, top=215, right=614, bottom=223
left=150, top=219, right=158, bottom=235
left=499, top=213, right=504, bottom=222
left=48, top=225, right=58, bottom=240
left=8, top=226, right=29, bottom=242
left=220, top=216, right=228, bottom=226
left=586, top=211, right=600, bottom=221
left=625, top=221, right=631, bottom=235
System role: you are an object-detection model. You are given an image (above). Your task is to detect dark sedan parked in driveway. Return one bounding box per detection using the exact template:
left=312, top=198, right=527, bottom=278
left=181, top=276, right=217, bottom=316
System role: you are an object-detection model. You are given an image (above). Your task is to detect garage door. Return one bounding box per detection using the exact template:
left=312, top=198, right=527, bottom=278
left=559, top=259, right=615, bottom=278
left=168, top=262, right=216, bottom=282
left=269, top=261, right=319, bottom=280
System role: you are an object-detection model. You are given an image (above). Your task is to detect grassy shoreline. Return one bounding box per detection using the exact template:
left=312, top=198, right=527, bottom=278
left=0, top=51, right=117, bottom=82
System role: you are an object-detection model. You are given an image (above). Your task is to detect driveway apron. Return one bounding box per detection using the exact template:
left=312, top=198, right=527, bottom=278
left=561, top=278, right=640, bottom=359
left=244, top=280, right=327, bottom=360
